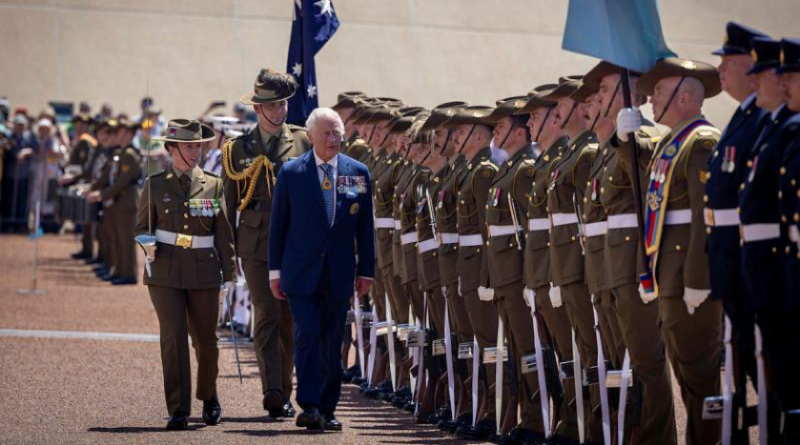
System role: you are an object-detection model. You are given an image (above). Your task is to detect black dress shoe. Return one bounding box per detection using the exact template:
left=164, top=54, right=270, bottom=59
left=402, top=401, right=416, bottom=412
left=112, top=276, right=137, bottom=285
left=71, top=251, right=92, bottom=260
left=202, top=396, right=222, bottom=425
left=283, top=400, right=296, bottom=418
left=342, top=364, right=361, bottom=383
left=263, top=389, right=284, bottom=418
left=85, top=257, right=103, bottom=265
left=296, top=407, right=324, bottom=430
left=508, top=426, right=546, bottom=445
left=166, top=412, right=189, bottom=430
left=351, top=376, right=367, bottom=386
left=323, top=414, right=342, bottom=431
left=100, top=273, right=117, bottom=282
left=456, top=418, right=497, bottom=440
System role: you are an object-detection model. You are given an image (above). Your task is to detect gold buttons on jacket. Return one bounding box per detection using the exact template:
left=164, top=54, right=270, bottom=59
left=183, top=225, right=189, bottom=230
left=703, top=195, right=708, bottom=203
left=625, top=236, right=630, bottom=242
left=675, top=244, right=682, bottom=251
left=165, top=209, right=170, bottom=214
left=184, top=213, right=189, bottom=219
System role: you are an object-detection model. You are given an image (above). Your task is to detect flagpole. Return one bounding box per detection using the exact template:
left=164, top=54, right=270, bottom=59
left=619, top=68, right=653, bottom=283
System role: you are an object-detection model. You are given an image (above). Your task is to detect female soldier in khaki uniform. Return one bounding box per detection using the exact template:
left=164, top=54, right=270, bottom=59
left=136, top=119, right=236, bottom=430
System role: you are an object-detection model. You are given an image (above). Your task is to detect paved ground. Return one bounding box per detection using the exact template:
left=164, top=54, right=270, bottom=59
left=0, top=234, right=758, bottom=444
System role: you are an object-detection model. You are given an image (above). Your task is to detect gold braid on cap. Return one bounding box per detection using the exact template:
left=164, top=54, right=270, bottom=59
left=221, top=139, right=277, bottom=211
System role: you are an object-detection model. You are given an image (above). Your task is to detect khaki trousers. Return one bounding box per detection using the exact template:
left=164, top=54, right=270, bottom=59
left=242, top=259, right=294, bottom=398
left=149, top=285, right=220, bottom=416
left=463, top=288, right=499, bottom=419
left=613, top=283, right=677, bottom=445
left=659, top=295, right=722, bottom=445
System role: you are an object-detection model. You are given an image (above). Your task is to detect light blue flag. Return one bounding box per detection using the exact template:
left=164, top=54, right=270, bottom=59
left=562, top=0, right=675, bottom=73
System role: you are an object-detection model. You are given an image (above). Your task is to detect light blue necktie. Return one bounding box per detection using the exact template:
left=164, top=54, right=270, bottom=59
left=320, top=163, right=334, bottom=224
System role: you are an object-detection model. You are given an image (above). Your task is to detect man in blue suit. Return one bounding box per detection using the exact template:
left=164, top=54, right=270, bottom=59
left=268, top=107, right=375, bottom=431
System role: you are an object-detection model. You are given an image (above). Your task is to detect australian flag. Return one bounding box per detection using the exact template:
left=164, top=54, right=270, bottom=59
left=286, top=0, right=340, bottom=126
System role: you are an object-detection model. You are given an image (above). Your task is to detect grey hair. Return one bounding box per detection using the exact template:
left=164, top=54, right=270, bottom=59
left=306, top=107, right=345, bottom=135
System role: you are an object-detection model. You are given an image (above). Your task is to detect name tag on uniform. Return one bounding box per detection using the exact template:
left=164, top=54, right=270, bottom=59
left=337, top=175, right=367, bottom=197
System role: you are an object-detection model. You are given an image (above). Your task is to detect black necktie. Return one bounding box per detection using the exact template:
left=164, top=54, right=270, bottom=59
left=179, top=174, right=191, bottom=197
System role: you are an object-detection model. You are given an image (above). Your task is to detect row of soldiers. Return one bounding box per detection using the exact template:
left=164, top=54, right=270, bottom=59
left=60, top=116, right=142, bottom=285
left=332, top=23, right=800, bottom=445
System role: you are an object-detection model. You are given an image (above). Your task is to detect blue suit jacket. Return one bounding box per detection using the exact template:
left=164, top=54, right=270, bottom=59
left=268, top=150, right=375, bottom=299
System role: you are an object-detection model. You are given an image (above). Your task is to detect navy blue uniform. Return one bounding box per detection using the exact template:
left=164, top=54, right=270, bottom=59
left=738, top=105, right=797, bottom=415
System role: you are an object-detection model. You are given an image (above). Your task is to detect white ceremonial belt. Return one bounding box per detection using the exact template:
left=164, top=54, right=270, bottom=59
left=394, top=219, right=402, bottom=230
left=488, top=225, right=517, bottom=237
left=551, top=213, right=579, bottom=227
left=584, top=221, right=608, bottom=237
left=528, top=218, right=550, bottom=232
left=704, top=208, right=740, bottom=227
left=607, top=213, right=638, bottom=229
left=440, top=232, right=459, bottom=244
left=375, top=218, right=395, bottom=229
left=790, top=225, right=799, bottom=243
left=400, top=232, right=419, bottom=245
left=741, top=223, right=780, bottom=243
left=155, top=229, right=214, bottom=249
left=419, top=238, right=440, bottom=253
left=459, top=234, right=484, bottom=247
left=665, top=209, right=692, bottom=225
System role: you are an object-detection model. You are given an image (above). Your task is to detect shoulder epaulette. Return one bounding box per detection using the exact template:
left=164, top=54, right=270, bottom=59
left=287, top=123, right=307, bottom=133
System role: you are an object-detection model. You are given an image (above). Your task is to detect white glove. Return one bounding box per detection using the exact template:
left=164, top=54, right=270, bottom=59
left=548, top=284, right=563, bottom=308
left=478, top=286, right=494, bottom=301
left=616, top=107, right=642, bottom=142
left=683, top=287, right=710, bottom=315
left=219, top=281, right=236, bottom=324
left=638, top=283, right=657, bottom=304
left=523, top=287, right=535, bottom=307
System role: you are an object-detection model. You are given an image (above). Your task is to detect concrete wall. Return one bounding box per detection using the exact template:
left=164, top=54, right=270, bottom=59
left=2, top=0, right=798, bottom=127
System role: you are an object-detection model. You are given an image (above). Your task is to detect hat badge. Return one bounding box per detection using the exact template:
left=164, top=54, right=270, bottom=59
left=751, top=49, right=758, bottom=63
left=514, top=100, right=525, bottom=109
left=473, top=111, right=484, bottom=118
left=681, top=60, right=697, bottom=70
left=446, top=109, right=456, bottom=116
left=780, top=49, right=785, bottom=65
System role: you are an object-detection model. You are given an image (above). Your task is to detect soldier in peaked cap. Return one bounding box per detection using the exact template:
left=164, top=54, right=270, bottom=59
left=587, top=59, right=677, bottom=445
left=738, top=37, right=799, bottom=443
left=221, top=68, right=311, bottom=419
left=706, top=25, right=770, bottom=442
left=137, top=119, right=236, bottom=430
left=774, top=39, right=800, bottom=440
left=627, top=57, right=723, bottom=445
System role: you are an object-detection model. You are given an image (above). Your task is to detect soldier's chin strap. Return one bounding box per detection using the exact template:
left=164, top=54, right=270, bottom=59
left=604, top=79, right=622, bottom=118
left=655, top=76, right=686, bottom=124
left=534, top=107, right=554, bottom=143
left=173, top=144, right=193, bottom=170
left=257, top=106, right=287, bottom=128
left=439, top=129, right=454, bottom=155
left=366, top=125, right=378, bottom=146
left=457, top=125, right=476, bottom=155
left=559, top=102, right=579, bottom=130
